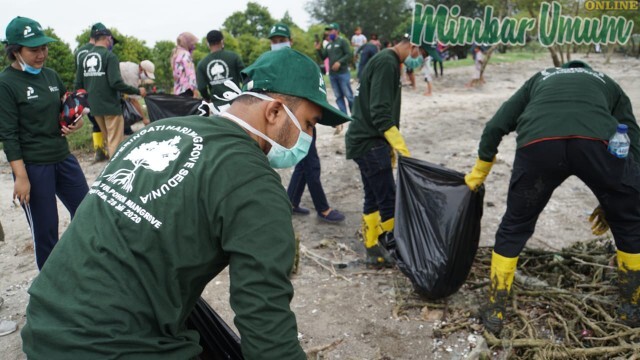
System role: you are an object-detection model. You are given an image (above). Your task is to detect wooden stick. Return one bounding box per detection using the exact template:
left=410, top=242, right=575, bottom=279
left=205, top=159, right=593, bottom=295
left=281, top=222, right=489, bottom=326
left=305, top=338, right=344, bottom=357
left=571, top=256, right=616, bottom=270
left=300, top=246, right=351, bottom=282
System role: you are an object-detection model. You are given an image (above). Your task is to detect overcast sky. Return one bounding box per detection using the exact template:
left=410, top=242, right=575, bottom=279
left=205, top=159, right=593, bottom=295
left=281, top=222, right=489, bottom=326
left=2, top=0, right=314, bottom=50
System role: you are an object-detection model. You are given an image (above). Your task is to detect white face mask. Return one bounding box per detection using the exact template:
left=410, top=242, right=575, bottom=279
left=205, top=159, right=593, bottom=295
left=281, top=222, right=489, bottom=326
left=221, top=92, right=312, bottom=168
left=271, top=42, right=291, bottom=51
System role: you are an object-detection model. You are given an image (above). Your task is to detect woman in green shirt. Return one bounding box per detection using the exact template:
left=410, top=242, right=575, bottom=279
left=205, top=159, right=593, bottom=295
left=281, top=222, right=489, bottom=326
left=0, top=17, right=89, bottom=269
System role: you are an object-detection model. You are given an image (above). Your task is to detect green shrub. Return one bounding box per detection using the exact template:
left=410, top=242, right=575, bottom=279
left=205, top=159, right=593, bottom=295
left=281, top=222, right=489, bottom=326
left=66, top=116, right=94, bottom=153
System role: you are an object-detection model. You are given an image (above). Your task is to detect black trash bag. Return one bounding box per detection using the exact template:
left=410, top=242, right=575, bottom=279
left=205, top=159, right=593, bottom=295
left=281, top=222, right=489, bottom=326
left=121, top=98, right=143, bottom=128
left=145, top=94, right=210, bottom=122
left=394, top=156, right=484, bottom=300
left=185, top=297, right=244, bottom=360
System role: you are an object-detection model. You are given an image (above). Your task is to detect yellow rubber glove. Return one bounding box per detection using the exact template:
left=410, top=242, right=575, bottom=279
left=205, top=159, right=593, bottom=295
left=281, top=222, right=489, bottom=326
left=465, top=157, right=495, bottom=191
left=588, top=205, right=609, bottom=235
left=384, top=126, right=411, bottom=158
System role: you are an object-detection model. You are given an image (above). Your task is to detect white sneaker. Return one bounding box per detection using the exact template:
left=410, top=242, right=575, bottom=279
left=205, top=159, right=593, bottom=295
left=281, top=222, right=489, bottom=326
left=0, top=320, right=17, bottom=336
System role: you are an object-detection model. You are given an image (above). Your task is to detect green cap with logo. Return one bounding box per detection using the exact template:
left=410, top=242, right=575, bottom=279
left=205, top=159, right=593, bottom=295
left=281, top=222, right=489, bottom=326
left=90, top=22, right=118, bottom=43
left=241, top=48, right=350, bottom=126
left=268, top=23, right=291, bottom=39
left=3, top=16, right=56, bottom=47
left=325, top=23, right=340, bottom=31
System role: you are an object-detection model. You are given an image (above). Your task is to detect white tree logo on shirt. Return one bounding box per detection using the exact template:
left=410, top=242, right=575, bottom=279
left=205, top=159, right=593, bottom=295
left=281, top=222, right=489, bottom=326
left=83, top=53, right=103, bottom=75
left=207, top=60, right=230, bottom=85
left=104, top=136, right=182, bottom=192
left=76, top=49, right=88, bottom=66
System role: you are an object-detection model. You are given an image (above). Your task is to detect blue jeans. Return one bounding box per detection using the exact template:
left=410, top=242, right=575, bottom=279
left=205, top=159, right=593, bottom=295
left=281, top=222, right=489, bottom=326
left=287, top=128, right=330, bottom=214
left=353, top=140, right=396, bottom=221
left=19, top=155, right=89, bottom=269
left=329, top=72, right=354, bottom=114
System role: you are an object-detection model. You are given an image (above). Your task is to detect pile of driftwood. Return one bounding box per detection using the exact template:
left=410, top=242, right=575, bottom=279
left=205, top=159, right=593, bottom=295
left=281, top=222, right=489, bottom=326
left=395, top=239, right=640, bottom=359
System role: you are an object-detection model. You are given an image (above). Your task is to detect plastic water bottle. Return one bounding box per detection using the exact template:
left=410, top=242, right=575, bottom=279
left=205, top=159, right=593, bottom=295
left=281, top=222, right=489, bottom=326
left=608, top=124, right=630, bottom=158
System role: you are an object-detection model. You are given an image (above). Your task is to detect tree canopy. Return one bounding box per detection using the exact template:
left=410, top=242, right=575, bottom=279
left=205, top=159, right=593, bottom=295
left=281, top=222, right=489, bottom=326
left=306, top=0, right=413, bottom=42
left=223, top=2, right=276, bottom=38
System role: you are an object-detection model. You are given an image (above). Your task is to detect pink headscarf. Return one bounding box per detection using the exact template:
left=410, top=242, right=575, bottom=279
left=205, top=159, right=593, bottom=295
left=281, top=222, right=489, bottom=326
left=171, top=32, right=198, bottom=66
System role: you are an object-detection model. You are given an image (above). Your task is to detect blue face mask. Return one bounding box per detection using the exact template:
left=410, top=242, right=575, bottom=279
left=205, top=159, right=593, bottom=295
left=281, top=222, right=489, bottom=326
left=329, top=34, right=337, bottom=41
left=221, top=92, right=312, bottom=169
left=17, top=54, right=42, bottom=75
left=271, top=41, right=291, bottom=51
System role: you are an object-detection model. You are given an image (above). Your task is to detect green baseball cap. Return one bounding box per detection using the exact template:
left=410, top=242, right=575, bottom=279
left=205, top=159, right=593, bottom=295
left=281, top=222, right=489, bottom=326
left=561, top=60, right=591, bottom=69
left=90, top=22, right=118, bottom=43
left=3, top=16, right=56, bottom=47
left=325, top=23, right=340, bottom=31
left=268, top=23, right=291, bottom=39
left=90, top=23, right=107, bottom=38
left=241, top=48, right=350, bottom=126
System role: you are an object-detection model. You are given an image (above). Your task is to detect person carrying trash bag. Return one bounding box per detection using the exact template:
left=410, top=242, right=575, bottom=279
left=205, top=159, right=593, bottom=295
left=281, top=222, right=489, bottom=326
left=465, top=60, right=640, bottom=335
left=345, top=37, right=425, bottom=268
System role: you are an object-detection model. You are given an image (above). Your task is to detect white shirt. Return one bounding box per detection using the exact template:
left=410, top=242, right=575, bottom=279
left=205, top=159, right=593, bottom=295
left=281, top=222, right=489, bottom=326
left=351, top=34, right=367, bottom=48
left=119, top=62, right=141, bottom=98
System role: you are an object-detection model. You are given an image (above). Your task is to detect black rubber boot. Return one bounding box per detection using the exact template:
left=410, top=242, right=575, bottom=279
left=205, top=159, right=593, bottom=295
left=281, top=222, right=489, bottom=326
left=365, top=239, right=395, bottom=269
left=94, top=148, right=108, bottom=162
left=617, top=268, right=640, bottom=327
left=480, top=289, right=509, bottom=335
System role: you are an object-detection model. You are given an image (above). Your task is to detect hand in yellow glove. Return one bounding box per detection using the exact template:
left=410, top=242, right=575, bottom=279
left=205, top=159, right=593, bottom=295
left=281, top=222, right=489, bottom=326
left=465, top=157, right=495, bottom=191
left=588, top=205, right=609, bottom=235
left=384, top=126, right=410, bottom=163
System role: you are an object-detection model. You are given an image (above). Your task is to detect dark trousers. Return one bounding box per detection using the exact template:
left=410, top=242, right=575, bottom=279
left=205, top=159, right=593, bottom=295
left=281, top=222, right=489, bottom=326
left=21, top=155, right=89, bottom=269
left=287, top=128, right=329, bottom=214
left=495, top=139, right=640, bottom=257
left=353, top=140, right=396, bottom=221
left=88, top=113, right=100, bottom=132
left=434, top=60, right=443, bottom=77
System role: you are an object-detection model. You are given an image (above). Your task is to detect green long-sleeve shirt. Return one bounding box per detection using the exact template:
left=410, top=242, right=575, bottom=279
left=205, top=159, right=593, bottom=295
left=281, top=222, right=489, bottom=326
left=196, top=49, right=245, bottom=107
left=317, top=36, right=352, bottom=75
left=477, top=66, right=639, bottom=162
left=0, top=66, right=69, bottom=164
left=78, top=45, right=140, bottom=115
left=346, top=49, right=402, bottom=159
left=73, top=42, right=93, bottom=90
left=22, top=116, right=305, bottom=360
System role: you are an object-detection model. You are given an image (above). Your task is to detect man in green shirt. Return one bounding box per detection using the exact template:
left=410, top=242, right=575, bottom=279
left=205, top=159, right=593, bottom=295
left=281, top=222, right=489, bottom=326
left=196, top=30, right=244, bottom=112
left=315, top=23, right=354, bottom=117
left=345, top=37, right=419, bottom=267
left=74, top=23, right=107, bottom=162
left=464, top=60, right=640, bottom=334
left=22, top=48, right=350, bottom=360
left=77, top=23, right=146, bottom=158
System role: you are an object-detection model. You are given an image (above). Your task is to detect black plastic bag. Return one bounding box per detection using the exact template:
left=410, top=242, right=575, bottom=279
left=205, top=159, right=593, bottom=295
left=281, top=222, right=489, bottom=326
left=121, top=98, right=143, bottom=127
left=185, top=297, right=243, bottom=360
left=145, top=94, right=210, bottom=122
left=394, top=156, right=484, bottom=300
